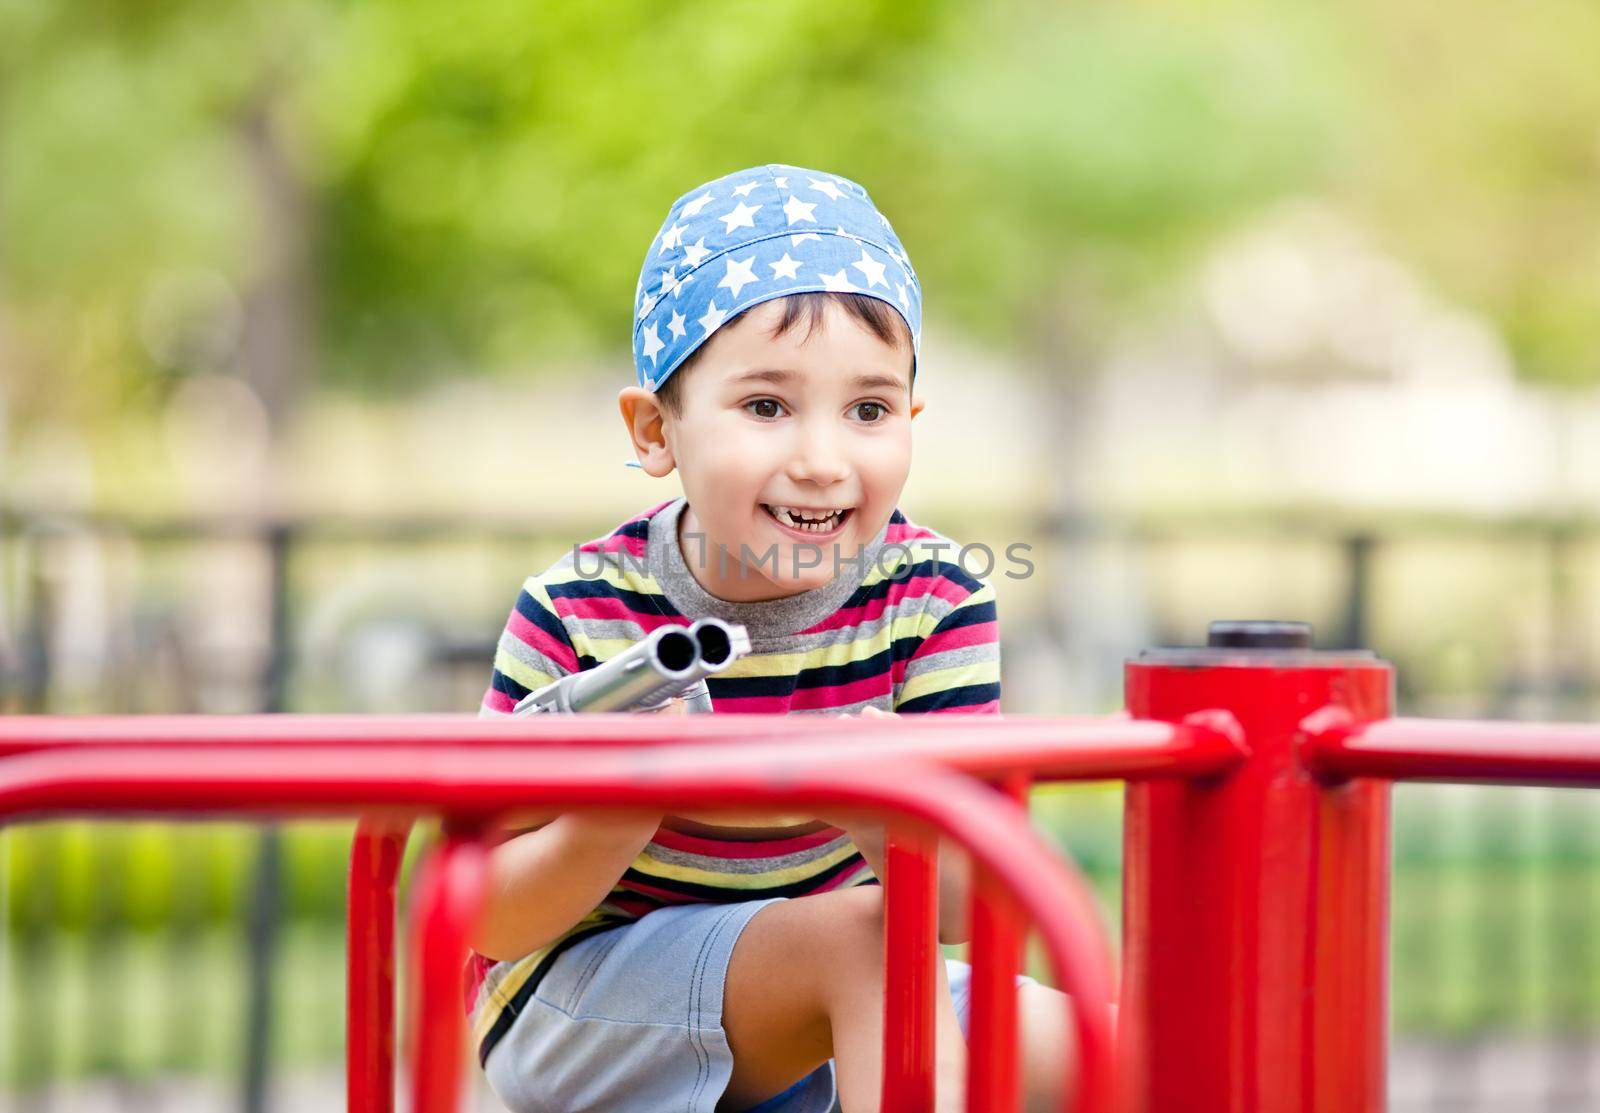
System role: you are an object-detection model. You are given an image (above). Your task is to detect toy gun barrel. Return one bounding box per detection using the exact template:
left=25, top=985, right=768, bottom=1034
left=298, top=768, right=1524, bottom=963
left=677, top=618, right=752, bottom=713
left=512, top=618, right=751, bottom=716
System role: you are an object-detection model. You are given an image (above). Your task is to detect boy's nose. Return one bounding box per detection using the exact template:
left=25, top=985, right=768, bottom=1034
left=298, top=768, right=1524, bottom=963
left=786, top=424, right=852, bottom=488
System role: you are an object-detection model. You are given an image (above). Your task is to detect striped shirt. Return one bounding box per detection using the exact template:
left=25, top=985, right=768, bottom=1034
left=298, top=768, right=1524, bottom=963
left=470, top=495, right=1000, bottom=1062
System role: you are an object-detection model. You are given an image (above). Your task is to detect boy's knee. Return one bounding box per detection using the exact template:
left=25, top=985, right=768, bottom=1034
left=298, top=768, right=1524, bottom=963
left=806, top=886, right=887, bottom=989
left=728, top=890, right=886, bottom=1024
left=808, top=884, right=885, bottom=946
left=739, top=887, right=878, bottom=952
left=744, top=888, right=884, bottom=975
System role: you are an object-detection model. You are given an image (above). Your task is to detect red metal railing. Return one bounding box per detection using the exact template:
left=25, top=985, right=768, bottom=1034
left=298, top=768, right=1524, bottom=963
left=9, top=640, right=1600, bottom=1113
left=0, top=712, right=1234, bottom=778
left=1304, top=710, right=1600, bottom=787
left=0, top=717, right=1224, bottom=1113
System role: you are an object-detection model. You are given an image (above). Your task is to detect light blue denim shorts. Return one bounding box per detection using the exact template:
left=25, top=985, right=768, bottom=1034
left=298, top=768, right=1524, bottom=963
left=481, top=896, right=1031, bottom=1113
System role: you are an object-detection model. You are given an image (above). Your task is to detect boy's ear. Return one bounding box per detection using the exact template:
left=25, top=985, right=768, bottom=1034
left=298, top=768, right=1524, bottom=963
left=618, top=387, right=677, bottom=477
left=910, top=392, right=925, bottom=420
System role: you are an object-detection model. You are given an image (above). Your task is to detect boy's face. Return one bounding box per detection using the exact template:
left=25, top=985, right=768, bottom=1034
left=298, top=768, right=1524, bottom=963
left=620, top=298, right=923, bottom=601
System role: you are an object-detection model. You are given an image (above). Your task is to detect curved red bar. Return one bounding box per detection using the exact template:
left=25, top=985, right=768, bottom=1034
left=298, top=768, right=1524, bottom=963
left=0, top=743, right=1117, bottom=1113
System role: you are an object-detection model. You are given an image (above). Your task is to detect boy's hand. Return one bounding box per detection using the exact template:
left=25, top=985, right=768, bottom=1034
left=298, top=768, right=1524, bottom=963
left=843, top=705, right=898, bottom=720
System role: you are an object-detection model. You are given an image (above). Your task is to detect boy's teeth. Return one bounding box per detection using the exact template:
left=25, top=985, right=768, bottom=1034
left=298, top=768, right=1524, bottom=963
left=767, top=505, right=846, bottom=531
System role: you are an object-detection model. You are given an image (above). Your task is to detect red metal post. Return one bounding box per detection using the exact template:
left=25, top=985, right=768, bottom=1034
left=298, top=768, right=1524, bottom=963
left=347, top=818, right=412, bottom=1113
left=1121, top=623, right=1393, bottom=1113
left=967, top=774, right=1031, bottom=1113
left=883, top=824, right=940, bottom=1113
left=405, top=834, right=487, bottom=1113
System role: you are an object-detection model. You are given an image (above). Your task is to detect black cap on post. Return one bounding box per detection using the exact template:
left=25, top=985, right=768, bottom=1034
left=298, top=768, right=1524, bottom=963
left=1207, top=621, right=1313, bottom=650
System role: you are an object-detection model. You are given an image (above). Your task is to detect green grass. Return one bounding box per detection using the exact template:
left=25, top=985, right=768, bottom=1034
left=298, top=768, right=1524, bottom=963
left=1391, top=865, right=1600, bottom=1036
left=1, top=922, right=347, bottom=1089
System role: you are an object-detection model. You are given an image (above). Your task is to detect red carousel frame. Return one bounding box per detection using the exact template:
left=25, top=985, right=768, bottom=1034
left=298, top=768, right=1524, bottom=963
left=5, top=639, right=1600, bottom=1112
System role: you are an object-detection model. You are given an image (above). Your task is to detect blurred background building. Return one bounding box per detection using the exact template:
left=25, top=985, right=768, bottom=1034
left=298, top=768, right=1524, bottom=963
left=4, top=1, right=1600, bottom=1109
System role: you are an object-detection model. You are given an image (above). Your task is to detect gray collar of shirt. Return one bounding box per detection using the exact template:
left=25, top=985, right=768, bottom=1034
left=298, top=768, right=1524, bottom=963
left=646, top=496, right=892, bottom=641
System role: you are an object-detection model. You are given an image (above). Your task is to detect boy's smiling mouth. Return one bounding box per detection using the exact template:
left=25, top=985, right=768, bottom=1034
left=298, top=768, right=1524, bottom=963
left=760, top=504, right=854, bottom=536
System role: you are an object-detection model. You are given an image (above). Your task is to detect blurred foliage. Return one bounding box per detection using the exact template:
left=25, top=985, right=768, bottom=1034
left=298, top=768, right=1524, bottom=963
left=4, top=822, right=354, bottom=932
left=1345, top=0, right=1600, bottom=386
left=2, top=0, right=1598, bottom=427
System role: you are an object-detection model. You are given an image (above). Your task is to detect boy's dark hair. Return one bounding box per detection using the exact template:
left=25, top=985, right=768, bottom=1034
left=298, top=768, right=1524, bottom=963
left=653, top=292, right=913, bottom=418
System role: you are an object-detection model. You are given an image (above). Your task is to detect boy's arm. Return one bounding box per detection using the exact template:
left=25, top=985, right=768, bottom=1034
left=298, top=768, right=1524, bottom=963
left=472, top=696, right=687, bottom=962
left=475, top=575, right=653, bottom=962
left=470, top=811, right=663, bottom=962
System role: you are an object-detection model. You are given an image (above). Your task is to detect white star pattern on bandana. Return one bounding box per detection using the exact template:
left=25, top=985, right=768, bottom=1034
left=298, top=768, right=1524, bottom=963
left=681, top=237, right=712, bottom=268
left=635, top=164, right=922, bottom=397
left=783, top=195, right=818, bottom=225
left=697, top=300, right=728, bottom=337
left=808, top=177, right=845, bottom=202
left=657, top=265, right=681, bottom=298
left=718, top=255, right=759, bottom=298
left=718, top=201, right=761, bottom=234
left=818, top=269, right=859, bottom=292
left=851, top=249, right=888, bottom=289
left=769, top=252, right=802, bottom=280
left=641, top=323, right=664, bottom=365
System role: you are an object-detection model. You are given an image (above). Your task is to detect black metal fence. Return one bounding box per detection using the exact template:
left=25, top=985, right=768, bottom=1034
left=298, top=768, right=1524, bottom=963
left=3, top=505, right=1598, bottom=1111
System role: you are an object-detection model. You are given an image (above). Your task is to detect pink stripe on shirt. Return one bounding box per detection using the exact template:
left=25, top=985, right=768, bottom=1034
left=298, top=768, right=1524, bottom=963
left=650, top=824, right=845, bottom=858
left=506, top=611, right=581, bottom=673
left=805, top=575, right=972, bottom=634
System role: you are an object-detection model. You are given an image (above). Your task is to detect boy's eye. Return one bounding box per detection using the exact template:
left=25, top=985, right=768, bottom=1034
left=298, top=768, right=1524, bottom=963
left=747, top=399, right=784, bottom=418
left=853, top=402, right=886, bottom=422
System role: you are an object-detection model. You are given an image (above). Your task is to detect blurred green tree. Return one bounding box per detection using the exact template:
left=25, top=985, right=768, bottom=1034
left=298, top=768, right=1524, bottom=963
left=2, top=0, right=1598, bottom=438
left=1343, top=0, right=1600, bottom=386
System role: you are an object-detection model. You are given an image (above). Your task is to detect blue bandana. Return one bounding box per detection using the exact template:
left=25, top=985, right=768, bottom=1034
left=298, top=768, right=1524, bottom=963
left=632, top=164, right=922, bottom=393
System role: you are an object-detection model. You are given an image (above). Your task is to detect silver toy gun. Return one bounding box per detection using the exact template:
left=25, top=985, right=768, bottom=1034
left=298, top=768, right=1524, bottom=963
left=511, top=617, right=751, bottom=716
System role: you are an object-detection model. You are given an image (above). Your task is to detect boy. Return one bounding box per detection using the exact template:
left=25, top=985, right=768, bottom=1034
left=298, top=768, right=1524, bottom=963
left=472, top=165, right=1073, bottom=1112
